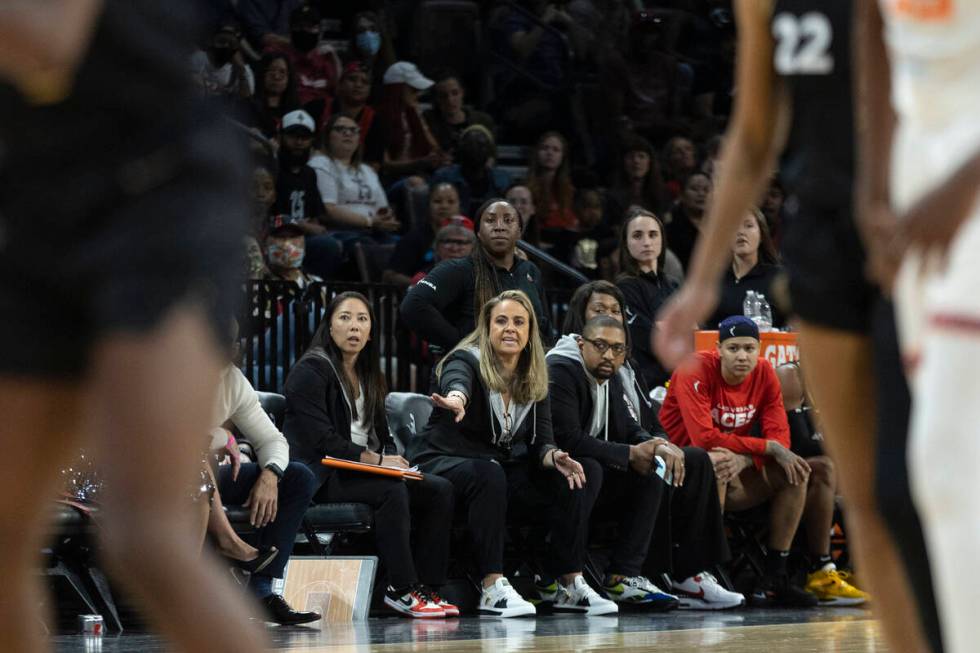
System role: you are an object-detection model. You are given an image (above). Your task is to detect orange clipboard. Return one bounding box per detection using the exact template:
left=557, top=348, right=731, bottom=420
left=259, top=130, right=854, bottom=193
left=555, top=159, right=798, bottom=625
left=321, top=456, right=424, bottom=481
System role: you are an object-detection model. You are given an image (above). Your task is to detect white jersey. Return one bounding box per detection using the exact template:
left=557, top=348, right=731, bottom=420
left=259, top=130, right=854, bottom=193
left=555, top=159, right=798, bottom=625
left=880, top=0, right=980, bottom=210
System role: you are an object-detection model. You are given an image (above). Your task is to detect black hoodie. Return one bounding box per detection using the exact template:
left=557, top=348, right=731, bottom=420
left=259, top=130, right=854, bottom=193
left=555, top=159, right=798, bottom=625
left=282, top=349, right=396, bottom=467
left=546, top=334, right=654, bottom=472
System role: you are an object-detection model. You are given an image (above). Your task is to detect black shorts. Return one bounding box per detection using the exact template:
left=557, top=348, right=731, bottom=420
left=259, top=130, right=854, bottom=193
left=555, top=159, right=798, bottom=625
left=780, top=198, right=876, bottom=333
left=0, top=124, right=247, bottom=378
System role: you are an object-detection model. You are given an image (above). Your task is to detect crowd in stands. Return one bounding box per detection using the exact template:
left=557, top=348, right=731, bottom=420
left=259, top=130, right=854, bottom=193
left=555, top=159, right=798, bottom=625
left=59, top=0, right=871, bottom=625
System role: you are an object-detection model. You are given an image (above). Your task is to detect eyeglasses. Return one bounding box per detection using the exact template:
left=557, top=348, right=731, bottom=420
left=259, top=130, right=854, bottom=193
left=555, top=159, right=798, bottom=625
left=438, top=238, right=471, bottom=246
left=582, top=337, right=628, bottom=357
left=332, top=125, right=360, bottom=136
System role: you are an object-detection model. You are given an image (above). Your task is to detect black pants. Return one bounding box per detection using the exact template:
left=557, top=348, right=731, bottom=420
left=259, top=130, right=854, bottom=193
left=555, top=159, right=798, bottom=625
left=217, top=461, right=317, bottom=579
left=576, top=457, right=664, bottom=577
left=644, top=447, right=730, bottom=581
left=311, top=466, right=453, bottom=589
left=872, top=298, right=944, bottom=653
left=433, top=457, right=588, bottom=578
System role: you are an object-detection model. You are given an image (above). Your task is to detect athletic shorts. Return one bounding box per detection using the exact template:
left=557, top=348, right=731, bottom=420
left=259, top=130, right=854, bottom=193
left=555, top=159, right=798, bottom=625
left=780, top=197, right=876, bottom=333
left=0, top=124, right=247, bottom=378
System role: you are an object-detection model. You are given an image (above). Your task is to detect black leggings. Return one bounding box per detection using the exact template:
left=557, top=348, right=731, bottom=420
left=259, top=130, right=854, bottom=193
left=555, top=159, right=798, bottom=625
left=312, top=467, right=454, bottom=589
left=872, top=298, right=944, bottom=653
left=433, top=458, right=588, bottom=578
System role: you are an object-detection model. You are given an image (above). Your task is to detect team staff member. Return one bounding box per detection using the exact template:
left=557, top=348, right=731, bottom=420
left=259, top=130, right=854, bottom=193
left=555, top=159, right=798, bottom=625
left=400, top=199, right=554, bottom=351
left=407, top=290, right=590, bottom=617
left=283, top=292, right=458, bottom=618
left=559, top=285, right=744, bottom=610
left=659, top=317, right=817, bottom=607
left=548, top=316, right=745, bottom=610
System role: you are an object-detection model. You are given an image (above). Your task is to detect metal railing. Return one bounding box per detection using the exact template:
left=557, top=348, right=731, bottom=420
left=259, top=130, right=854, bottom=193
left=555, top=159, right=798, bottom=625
left=240, top=281, right=574, bottom=394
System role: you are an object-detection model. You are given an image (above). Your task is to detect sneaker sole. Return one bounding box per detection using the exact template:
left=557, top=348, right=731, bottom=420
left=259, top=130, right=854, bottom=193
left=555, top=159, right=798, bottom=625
left=816, top=596, right=868, bottom=607
left=478, top=604, right=537, bottom=618
left=553, top=603, right=619, bottom=616
left=676, top=596, right=745, bottom=611
left=383, top=596, right=446, bottom=618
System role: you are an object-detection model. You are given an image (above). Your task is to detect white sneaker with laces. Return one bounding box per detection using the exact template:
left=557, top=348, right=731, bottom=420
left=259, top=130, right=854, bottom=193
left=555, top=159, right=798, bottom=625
left=478, top=578, right=537, bottom=618
left=672, top=572, right=745, bottom=610
left=553, top=576, right=619, bottom=615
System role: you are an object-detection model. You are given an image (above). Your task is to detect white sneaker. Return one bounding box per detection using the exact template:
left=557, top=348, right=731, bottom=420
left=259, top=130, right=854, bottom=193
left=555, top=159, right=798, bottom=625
left=553, top=576, right=619, bottom=615
left=672, top=572, right=745, bottom=610
left=478, top=578, right=537, bottom=618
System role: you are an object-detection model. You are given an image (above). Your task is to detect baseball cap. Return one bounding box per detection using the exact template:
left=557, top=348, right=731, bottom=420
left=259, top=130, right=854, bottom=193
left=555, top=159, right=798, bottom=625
left=382, top=62, right=434, bottom=90
left=718, top=315, right=760, bottom=342
left=341, top=60, right=371, bottom=79
left=267, top=213, right=305, bottom=237
left=281, top=109, right=316, bottom=135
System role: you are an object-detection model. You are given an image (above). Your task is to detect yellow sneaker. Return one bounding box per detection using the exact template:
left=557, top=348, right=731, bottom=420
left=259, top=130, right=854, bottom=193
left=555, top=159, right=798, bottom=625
left=805, top=566, right=870, bottom=606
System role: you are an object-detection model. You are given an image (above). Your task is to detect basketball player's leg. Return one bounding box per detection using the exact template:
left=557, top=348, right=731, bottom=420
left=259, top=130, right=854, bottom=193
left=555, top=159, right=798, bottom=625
left=796, top=323, right=930, bottom=650
left=88, top=303, right=268, bottom=652
left=909, top=324, right=980, bottom=653
left=0, top=380, right=84, bottom=652
left=726, top=462, right=807, bottom=551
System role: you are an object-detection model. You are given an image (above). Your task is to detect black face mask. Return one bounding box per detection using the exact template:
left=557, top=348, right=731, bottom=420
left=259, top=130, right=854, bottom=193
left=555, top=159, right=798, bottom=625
left=292, top=30, right=319, bottom=53
left=211, top=46, right=236, bottom=66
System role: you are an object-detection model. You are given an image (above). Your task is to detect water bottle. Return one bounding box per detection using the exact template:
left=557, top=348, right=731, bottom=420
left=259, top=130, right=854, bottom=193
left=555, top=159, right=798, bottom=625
left=756, top=293, right=773, bottom=332
left=743, top=290, right=758, bottom=322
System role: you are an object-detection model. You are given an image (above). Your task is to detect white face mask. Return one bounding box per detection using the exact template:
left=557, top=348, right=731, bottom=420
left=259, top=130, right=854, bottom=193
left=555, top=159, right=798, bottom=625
left=266, top=241, right=305, bottom=269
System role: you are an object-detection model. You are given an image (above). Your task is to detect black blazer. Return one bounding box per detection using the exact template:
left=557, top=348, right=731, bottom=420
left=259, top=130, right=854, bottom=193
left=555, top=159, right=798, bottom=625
left=547, top=354, right=653, bottom=472
left=406, top=348, right=556, bottom=472
left=282, top=351, right=396, bottom=467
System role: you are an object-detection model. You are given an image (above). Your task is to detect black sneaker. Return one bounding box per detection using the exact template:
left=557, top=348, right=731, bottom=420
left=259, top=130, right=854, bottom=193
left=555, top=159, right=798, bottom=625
left=749, top=574, right=819, bottom=608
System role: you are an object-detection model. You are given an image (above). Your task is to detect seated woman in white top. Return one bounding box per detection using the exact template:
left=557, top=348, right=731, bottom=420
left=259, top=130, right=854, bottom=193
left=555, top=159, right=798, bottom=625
left=308, top=113, right=400, bottom=249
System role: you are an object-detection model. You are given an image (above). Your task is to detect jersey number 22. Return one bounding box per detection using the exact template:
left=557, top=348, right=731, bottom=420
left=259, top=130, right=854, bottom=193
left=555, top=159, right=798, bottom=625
left=773, top=12, right=834, bottom=75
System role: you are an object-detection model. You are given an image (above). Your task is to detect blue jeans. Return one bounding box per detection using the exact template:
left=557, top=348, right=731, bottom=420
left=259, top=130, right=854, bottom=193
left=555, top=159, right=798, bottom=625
left=217, top=461, right=317, bottom=579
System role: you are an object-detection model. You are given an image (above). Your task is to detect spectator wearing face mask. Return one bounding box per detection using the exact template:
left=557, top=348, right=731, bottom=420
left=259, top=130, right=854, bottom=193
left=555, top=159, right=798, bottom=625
left=190, top=23, right=254, bottom=100
left=430, top=125, right=511, bottom=217
left=423, top=73, right=496, bottom=155
left=265, top=5, right=341, bottom=108
left=261, top=215, right=322, bottom=287
left=348, top=11, right=396, bottom=101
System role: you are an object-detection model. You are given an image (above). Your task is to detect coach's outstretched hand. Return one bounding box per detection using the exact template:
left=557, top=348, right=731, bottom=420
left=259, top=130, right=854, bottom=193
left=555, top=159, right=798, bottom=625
left=431, top=392, right=466, bottom=423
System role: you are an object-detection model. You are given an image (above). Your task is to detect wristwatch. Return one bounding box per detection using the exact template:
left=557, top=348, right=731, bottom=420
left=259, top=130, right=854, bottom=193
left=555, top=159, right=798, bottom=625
left=265, top=463, right=285, bottom=482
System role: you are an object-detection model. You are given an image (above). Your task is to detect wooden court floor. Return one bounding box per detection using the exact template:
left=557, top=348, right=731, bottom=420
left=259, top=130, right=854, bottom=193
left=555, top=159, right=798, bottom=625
left=55, top=609, right=888, bottom=652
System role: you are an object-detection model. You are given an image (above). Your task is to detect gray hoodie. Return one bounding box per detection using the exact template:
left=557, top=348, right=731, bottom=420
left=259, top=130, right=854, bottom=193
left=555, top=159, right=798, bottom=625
left=546, top=334, right=610, bottom=441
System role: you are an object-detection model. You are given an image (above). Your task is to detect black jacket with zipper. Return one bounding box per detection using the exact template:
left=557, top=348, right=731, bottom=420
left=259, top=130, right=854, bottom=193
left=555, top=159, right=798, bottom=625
left=282, top=350, right=396, bottom=467
left=547, top=348, right=653, bottom=472
left=406, top=348, right=557, bottom=474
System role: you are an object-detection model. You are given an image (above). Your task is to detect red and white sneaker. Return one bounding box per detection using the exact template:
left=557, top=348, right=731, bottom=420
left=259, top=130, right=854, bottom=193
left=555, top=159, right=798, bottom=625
left=384, top=585, right=446, bottom=618
left=425, top=588, right=460, bottom=617
left=672, top=572, right=745, bottom=610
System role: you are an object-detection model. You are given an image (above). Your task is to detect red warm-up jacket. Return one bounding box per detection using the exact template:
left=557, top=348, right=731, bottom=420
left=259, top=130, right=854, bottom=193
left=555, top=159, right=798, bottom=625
left=659, top=350, right=790, bottom=468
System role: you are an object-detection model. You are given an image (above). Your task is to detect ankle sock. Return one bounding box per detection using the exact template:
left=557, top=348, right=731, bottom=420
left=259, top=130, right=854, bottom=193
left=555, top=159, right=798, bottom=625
left=810, top=555, right=833, bottom=573
left=765, top=549, right=790, bottom=577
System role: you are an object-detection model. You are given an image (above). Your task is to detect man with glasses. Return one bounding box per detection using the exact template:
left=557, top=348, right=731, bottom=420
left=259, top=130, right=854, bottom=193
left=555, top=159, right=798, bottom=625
left=546, top=316, right=745, bottom=610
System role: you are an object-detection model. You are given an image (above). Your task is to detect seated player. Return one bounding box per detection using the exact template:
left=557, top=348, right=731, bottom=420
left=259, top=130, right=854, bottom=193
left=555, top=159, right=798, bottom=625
left=776, top=363, right=869, bottom=606
left=658, top=316, right=817, bottom=607
left=547, top=315, right=745, bottom=610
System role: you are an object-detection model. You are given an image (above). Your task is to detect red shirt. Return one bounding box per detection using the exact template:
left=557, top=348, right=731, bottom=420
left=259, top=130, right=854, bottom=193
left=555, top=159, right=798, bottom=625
left=659, top=350, right=789, bottom=466
left=265, top=43, right=339, bottom=106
